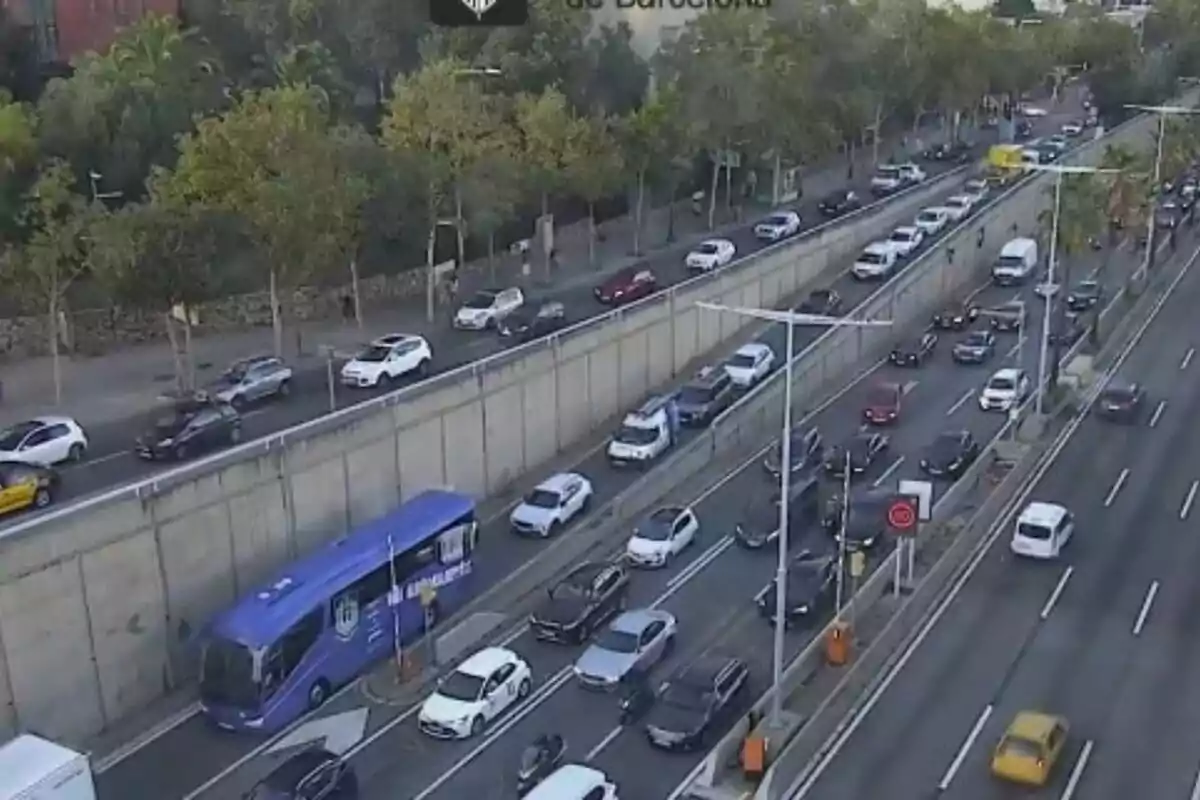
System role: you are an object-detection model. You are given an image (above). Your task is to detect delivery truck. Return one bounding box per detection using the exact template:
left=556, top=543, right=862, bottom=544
left=985, top=144, right=1025, bottom=186
left=0, top=735, right=96, bottom=800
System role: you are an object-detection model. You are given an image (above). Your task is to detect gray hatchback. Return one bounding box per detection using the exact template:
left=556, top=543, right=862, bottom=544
left=572, top=609, right=677, bottom=691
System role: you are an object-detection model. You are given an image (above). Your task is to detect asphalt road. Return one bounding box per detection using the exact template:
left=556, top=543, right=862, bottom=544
left=791, top=241, right=1200, bottom=800
left=33, top=126, right=1013, bottom=514
left=91, top=101, right=1088, bottom=800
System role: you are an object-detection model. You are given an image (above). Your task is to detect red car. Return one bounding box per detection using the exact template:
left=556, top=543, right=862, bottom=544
left=594, top=267, right=658, bottom=306
left=862, top=382, right=902, bottom=425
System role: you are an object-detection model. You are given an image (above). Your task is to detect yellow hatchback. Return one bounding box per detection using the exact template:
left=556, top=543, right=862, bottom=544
left=991, top=711, right=1069, bottom=787
left=0, top=461, right=58, bottom=516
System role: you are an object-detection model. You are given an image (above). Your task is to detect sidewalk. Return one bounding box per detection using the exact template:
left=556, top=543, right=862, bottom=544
left=0, top=119, right=947, bottom=431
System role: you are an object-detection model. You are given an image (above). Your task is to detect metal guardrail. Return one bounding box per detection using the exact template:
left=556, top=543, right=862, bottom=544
left=0, top=167, right=975, bottom=544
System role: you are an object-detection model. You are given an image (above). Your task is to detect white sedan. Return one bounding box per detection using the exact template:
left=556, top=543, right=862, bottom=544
left=1061, top=121, right=1084, bottom=136
left=724, top=342, right=775, bottom=388
left=0, top=417, right=89, bottom=465
left=685, top=239, right=736, bottom=272
left=913, top=207, right=951, bottom=237
left=888, top=225, right=925, bottom=258
left=340, top=333, right=433, bottom=387
left=509, top=471, right=594, bottom=537
left=417, top=646, right=532, bottom=739
left=942, top=195, right=974, bottom=222
left=1020, top=104, right=1048, bottom=117
left=754, top=211, right=802, bottom=242
left=626, top=505, right=699, bottom=567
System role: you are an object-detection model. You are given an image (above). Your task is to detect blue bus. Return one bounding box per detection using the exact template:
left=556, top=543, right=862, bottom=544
left=199, top=489, right=478, bottom=733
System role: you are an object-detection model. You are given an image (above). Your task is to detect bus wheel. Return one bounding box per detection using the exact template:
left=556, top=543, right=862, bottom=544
left=308, top=680, right=331, bottom=710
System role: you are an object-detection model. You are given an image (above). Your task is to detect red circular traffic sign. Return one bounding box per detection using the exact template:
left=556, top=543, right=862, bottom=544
left=887, top=497, right=917, bottom=531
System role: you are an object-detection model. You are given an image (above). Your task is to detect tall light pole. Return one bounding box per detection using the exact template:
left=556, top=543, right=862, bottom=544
left=1125, top=104, right=1200, bottom=282
left=696, top=302, right=891, bottom=726
left=1022, top=163, right=1119, bottom=416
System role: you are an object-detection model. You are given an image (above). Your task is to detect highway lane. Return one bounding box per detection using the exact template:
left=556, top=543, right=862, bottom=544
left=791, top=240, right=1200, bottom=800
left=92, top=109, right=1083, bottom=800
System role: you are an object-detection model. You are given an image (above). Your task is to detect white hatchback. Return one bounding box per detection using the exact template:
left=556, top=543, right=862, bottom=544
left=1011, top=501, right=1074, bottom=559
left=724, top=342, right=775, bottom=388
left=888, top=225, right=925, bottom=258
left=417, top=646, right=533, bottom=739
left=979, top=368, right=1030, bottom=412
left=686, top=239, right=736, bottom=272
left=913, top=207, right=951, bottom=237
left=0, top=417, right=88, bottom=466
left=626, top=506, right=699, bottom=568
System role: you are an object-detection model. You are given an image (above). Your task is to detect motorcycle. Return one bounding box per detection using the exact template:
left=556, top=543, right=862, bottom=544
left=516, top=734, right=567, bottom=796
left=618, top=671, right=657, bottom=725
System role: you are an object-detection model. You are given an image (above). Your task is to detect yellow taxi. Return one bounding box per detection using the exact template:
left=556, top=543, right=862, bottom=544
left=991, top=711, right=1069, bottom=787
left=0, top=461, right=58, bottom=516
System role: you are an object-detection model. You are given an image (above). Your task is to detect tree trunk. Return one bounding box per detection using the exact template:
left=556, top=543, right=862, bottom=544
left=424, top=221, right=437, bottom=323
left=182, top=311, right=196, bottom=391
left=707, top=156, right=720, bottom=230
left=164, top=312, right=185, bottom=395
left=454, top=185, right=466, bottom=269
left=47, top=295, right=62, bottom=405
left=871, top=102, right=884, bottom=166
left=587, top=201, right=597, bottom=265
left=723, top=157, right=733, bottom=214
left=487, top=230, right=497, bottom=283
left=269, top=268, right=283, bottom=357
left=632, top=170, right=646, bottom=256
left=771, top=152, right=781, bottom=206
left=540, top=191, right=552, bottom=279
left=349, top=257, right=363, bottom=331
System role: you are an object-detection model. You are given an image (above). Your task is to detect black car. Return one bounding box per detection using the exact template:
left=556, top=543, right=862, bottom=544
left=818, top=189, right=863, bottom=217
left=1156, top=201, right=1182, bottom=229
left=919, top=430, right=980, bottom=478
left=889, top=332, right=938, bottom=367
left=135, top=399, right=242, bottom=461
left=498, top=301, right=568, bottom=341
left=1048, top=315, right=1085, bottom=346
left=824, top=433, right=890, bottom=477
left=1066, top=280, right=1103, bottom=312
left=1015, top=120, right=1033, bottom=140
left=644, top=656, right=749, bottom=751
left=246, top=748, right=358, bottom=800
left=796, top=288, right=843, bottom=316
left=951, top=330, right=996, bottom=364
left=932, top=301, right=980, bottom=331
left=675, top=366, right=735, bottom=426
left=1032, top=141, right=1060, bottom=162
left=988, top=301, right=1025, bottom=332
left=823, top=489, right=890, bottom=550
left=921, top=140, right=972, bottom=163
left=529, top=562, right=630, bottom=644
left=1095, top=382, right=1146, bottom=423
left=763, top=426, right=823, bottom=478
left=735, top=474, right=821, bottom=549
left=755, top=550, right=836, bottom=626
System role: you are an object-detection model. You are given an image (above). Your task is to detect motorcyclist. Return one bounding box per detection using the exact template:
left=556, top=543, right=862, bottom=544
left=516, top=733, right=566, bottom=795
left=619, top=667, right=656, bottom=724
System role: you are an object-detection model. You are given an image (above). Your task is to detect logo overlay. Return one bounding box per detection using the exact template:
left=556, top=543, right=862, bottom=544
left=431, top=0, right=528, bottom=26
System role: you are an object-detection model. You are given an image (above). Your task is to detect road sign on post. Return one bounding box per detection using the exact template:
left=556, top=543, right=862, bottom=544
left=886, top=495, right=919, bottom=536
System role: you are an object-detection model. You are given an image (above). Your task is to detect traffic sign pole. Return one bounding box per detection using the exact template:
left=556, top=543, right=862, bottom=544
left=886, top=495, right=919, bottom=596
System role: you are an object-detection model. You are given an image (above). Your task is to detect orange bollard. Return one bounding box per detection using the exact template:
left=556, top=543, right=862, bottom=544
left=825, top=621, right=852, bottom=666
left=741, top=733, right=767, bottom=782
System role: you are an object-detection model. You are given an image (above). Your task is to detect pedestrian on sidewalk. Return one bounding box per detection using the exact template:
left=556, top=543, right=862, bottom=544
left=340, top=294, right=354, bottom=323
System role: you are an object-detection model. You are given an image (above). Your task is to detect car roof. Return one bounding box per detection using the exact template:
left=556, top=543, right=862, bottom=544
left=700, top=238, right=730, bottom=247
left=30, top=415, right=77, bottom=427
left=457, top=646, right=518, bottom=677
left=534, top=472, right=583, bottom=493
left=687, top=366, right=726, bottom=387
left=918, top=207, right=947, bottom=216
left=991, top=367, right=1020, bottom=380
left=1007, top=711, right=1061, bottom=741
left=609, top=608, right=670, bottom=634
left=764, top=210, right=797, bottom=220
left=372, top=333, right=419, bottom=346
left=864, top=241, right=893, bottom=254
left=525, top=765, right=608, bottom=798
left=263, top=748, right=338, bottom=788
left=1019, top=501, right=1069, bottom=526
left=893, top=225, right=919, bottom=235
left=735, top=342, right=771, bottom=356
left=948, top=194, right=971, bottom=203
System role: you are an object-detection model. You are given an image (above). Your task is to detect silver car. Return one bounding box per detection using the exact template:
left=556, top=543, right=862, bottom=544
left=198, top=355, right=293, bottom=408
left=572, top=609, right=677, bottom=690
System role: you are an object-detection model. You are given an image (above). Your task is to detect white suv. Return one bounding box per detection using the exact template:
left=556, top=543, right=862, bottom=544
left=454, top=287, right=525, bottom=330
left=509, top=472, right=594, bottom=537
left=979, top=367, right=1030, bottom=411
left=340, top=333, right=432, bottom=387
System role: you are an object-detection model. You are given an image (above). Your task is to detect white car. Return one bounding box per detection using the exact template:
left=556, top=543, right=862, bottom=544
left=724, top=342, right=775, bottom=388
left=1011, top=501, right=1073, bottom=560
left=454, top=287, right=525, bottom=330
left=942, top=195, right=974, bottom=222
left=1020, top=104, right=1048, bottom=117
left=1061, top=121, right=1083, bottom=136
left=340, top=333, right=432, bottom=387
left=913, top=207, right=951, bottom=237
left=686, top=239, right=736, bottom=272
left=0, top=417, right=88, bottom=465
left=754, top=211, right=802, bottom=241
left=509, top=471, right=594, bottom=537
left=888, top=225, right=925, bottom=258
left=963, top=178, right=990, bottom=204
left=417, top=646, right=532, bottom=739
left=851, top=241, right=899, bottom=280
left=979, top=367, right=1031, bottom=412
left=626, top=505, right=699, bottom=567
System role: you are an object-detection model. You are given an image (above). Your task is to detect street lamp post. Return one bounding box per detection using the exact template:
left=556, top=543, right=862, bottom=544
left=1022, top=163, right=1118, bottom=416
left=1125, top=104, right=1200, bottom=282
left=696, top=302, right=891, bottom=726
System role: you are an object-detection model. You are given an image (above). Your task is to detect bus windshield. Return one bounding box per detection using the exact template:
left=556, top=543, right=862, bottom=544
left=200, top=638, right=259, bottom=711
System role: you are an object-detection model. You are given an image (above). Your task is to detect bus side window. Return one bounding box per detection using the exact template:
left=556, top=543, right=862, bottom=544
left=393, top=544, right=437, bottom=584
left=438, top=526, right=466, bottom=565
left=349, top=566, right=391, bottom=605
left=271, top=609, right=323, bottom=686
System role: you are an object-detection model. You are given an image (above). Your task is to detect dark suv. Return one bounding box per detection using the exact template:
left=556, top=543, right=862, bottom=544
left=675, top=367, right=735, bottom=426
left=135, top=399, right=242, bottom=461
left=644, top=655, right=749, bottom=751
left=529, top=561, right=630, bottom=644
left=246, top=749, right=358, bottom=799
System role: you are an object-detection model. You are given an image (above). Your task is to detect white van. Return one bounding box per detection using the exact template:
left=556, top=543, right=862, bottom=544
left=992, top=238, right=1039, bottom=286
left=0, top=735, right=96, bottom=800
left=525, top=764, right=619, bottom=800
left=1011, top=501, right=1074, bottom=559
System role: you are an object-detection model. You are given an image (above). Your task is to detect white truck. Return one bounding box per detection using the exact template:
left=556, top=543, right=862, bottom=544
left=0, top=735, right=96, bottom=800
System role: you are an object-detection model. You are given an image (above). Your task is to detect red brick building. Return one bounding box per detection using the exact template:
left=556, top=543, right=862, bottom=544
left=2, top=0, right=177, bottom=64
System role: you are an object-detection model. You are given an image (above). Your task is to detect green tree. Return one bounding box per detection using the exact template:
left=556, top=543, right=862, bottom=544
left=616, top=87, right=688, bottom=255
left=1100, top=144, right=1150, bottom=242
left=0, top=160, right=96, bottom=403
left=460, top=129, right=522, bottom=280
left=0, top=91, right=37, bottom=238
left=569, top=117, right=624, bottom=264
left=577, top=23, right=650, bottom=117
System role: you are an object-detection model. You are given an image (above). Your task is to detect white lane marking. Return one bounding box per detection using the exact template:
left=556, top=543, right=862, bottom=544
left=1040, top=566, right=1074, bottom=620
left=901, top=380, right=920, bottom=395
left=1132, top=581, right=1159, bottom=636
left=93, top=702, right=203, bottom=772
left=1004, top=340, right=1022, bottom=360
left=1149, top=399, right=1166, bottom=428
left=665, top=536, right=734, bottom=591
left=1182, top=481, right=1199, bottom=521
left=1188, top=759, right=1200, bottom=800
left=59, top=450, right=132, bottom=473
left=937, top=704, right=993, bottom=791
left=1060, top=739, right=1094, bottom=800
left=1182, top=347, right=1195, bottom=371
left=1103, top=468, right=1129, bottom=507
left=945, top=389, right=973, bottom=416
left=585, top=726, right=623, bottom=762
left=409, top=670, right=575, bottom=800
left=872, top=456, right=906, bottom=488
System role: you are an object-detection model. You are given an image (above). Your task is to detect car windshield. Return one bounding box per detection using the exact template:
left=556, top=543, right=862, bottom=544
left=1074, top=282, right=1098, bottom=295
left=1102, top=387, right=1135, bottom=403
left=222, top=363, right=251, bottom=381
left=917, top=211, right=940, bottom=224
left=524, top=489, right=560, bottom=509
left=678, top=385, right=714, bottom=405
left=594, top=628, right=640, bottom=653
left=997, top=255, right=1026, bottom=269
left=1000, top=736, right=1043, bottom=760
left=614, top=425, right=659, bottom=446
left=199, top=638, right=259, bottom=711
left=1017, top=521, right=1052, bottom=540
left=948, top=198, right=967, bottom=208
left=354, top=345, right=390, bottom=363
left=859, top=251, right=884, bottom=265
left=728, top=353, right=757, bottom=370
left=890, top=230, right=914, bottom=242
left=849, top=436, right=874, bottom=455
left=988, top=376, right=1016, bottom=391
left=438, top=670, right=485, bottom=702
left=964, top=333, right=989, bottom=346
left=808, top=290, right=832, bottom=303
left=0, top=421, right=38, bottom=451
left=824, top=192, right=847, bottom=204
left=764, top=214, right=790, bottom=226
left=997, top=303, right=1022, bottom=316
left=929, top=433, right=963, bottom=459
left=464, top=292, right=497, bottom=309
left=636, top=517, right=673, bottom=541
left=788, top=559, right=826, bottom=590
left=876, top=166, right=900, bottom=178
left=696, top=243, right=719, bottom=254
left=866, top=387, right=897, bottom=406
left=661, top=681, right=709, bottom=711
